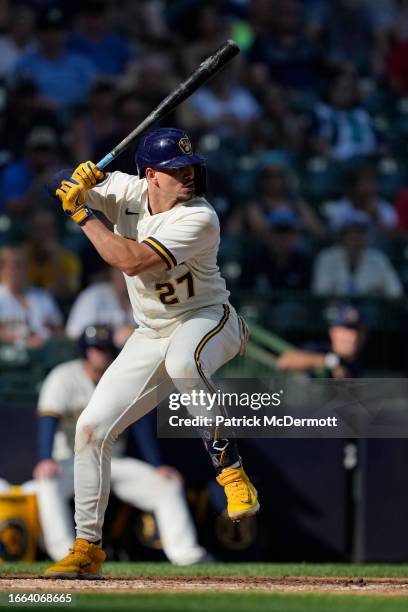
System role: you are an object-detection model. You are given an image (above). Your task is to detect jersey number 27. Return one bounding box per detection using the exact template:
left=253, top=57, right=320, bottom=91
left=155, top=271, right=195, bottom=305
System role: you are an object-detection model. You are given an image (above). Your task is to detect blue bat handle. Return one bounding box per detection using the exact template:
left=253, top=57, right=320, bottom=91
left=96, top=153, right=115, bottom=171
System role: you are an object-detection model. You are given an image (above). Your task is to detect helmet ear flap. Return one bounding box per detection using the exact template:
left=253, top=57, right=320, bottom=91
left=194, top=164, right=207, bottom=196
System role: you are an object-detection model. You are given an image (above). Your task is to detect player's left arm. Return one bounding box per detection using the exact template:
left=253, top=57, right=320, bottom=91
left=79, top=206, right=217, bottom=276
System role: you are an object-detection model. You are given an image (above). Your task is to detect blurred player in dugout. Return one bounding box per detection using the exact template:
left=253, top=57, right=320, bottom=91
left=276, top=302, right=367, bottom=378
left=33, top=324, right=209, bottom=565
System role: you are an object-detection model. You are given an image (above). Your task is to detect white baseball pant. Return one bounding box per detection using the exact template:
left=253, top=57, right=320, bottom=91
left=34, top=457, right=206, bottom=565
left=74, top=304, right=242, bottom=542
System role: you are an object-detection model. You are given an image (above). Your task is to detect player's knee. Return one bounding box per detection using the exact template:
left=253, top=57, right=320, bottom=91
left=75, top=419, right=97, bottom=451
left=75, top=416, right=105, bottom=451
left=75, top=414, right=118, bottom=453
left=165, top=354, right=198, bottom=381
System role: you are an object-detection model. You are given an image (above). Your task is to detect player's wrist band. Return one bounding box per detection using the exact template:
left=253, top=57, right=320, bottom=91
left=324, top=352, right=340, bottom=370
left=71, top=205, right=94, bottom=225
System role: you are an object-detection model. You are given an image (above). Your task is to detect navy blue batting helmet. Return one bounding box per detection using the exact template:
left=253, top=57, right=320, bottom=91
left=79, top=325, right=116, bottom=357
left=135, top=128, right=206, bottom=195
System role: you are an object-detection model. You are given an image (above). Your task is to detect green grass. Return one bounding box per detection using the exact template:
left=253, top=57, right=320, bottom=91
left=2, top=561, right=408, bottom=578
left=2, top=562, right=408, bottom=611
left=2, top=593, right=408, bottom=612
left=74, top=593, right=408, bottom=611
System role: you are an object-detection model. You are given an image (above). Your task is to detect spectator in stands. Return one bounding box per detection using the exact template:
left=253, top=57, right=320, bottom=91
left=241, top=208, right=312, bottom=290
left=0, top=126, right=63, bottom=217
left=0, top=246, right=63, bottom=347
left=182, top=4, right=232, bottom=74
left=110, top=0, right=169, bottom=46
left=70, top=77, right=117, bottom=162
left=309, top=70, right=380, bottom=161
left=92, top=89, right=146, bottom=174
left=304, top=0, right=383, bottom=75
left=376, top=0, right=408, bottom=44
left=65, top=266, right=133, bottom=346
left=125, top=52, right=177, bottom=110
left=0, top=79, right=60, bottom=161
left=69, top=1, right=133, bottom=76
left=325, top=165, right=397, bottom=239
left=312, top=210, right=403, bottom=298
left=276, top=302, right=366, bottom=378
left=252, top=84, right=306, bottom=154
left=378, top=0, right=408, bottom=94
left=247, top=0, right=322, bottom=92
left=0, top=3, right=37, bottom=80
left=23, top=210, right=82, bottom=299
left=15, top=6, right=98, bottom=112
left=240, top=159, right=324, bottom=238
left=188, top=69, right=261, bottom=138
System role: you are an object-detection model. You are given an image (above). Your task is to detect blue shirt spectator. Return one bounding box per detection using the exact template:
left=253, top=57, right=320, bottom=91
left=15, top=6, right=98, bottom=110
left=247, top=0, right=322, bottom=91
left=68, top=31, right=131, bottom=76
left=0, top=127, right=61, bottom=216
left=1, top=160, right=32, bottom=203
left=16, top=50, right=97, bottom=109
left=68, top=1, right=133, bottom=76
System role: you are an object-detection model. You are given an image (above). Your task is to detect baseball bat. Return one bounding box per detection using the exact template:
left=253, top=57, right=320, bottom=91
left=96, top=40, right=240, bottom=171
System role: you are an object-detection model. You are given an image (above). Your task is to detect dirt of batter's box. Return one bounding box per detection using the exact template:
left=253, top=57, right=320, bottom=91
left=1, top=575, right=408, bottom=595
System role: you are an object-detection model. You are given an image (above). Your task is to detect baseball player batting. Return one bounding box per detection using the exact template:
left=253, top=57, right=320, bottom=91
left=44, top=127, right=259, bottom=579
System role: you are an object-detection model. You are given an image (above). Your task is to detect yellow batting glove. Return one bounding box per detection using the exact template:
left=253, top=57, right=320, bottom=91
left=56, top=179, right=93, bottom=225
left=71, top=161, right=104, bottom=188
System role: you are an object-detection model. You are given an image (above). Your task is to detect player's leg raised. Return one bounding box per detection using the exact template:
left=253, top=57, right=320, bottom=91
left=164, top=304, right=259, bottom=521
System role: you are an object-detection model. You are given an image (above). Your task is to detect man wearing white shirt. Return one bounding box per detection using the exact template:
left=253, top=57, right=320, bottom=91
left=0, top=246, right=63, bottom=346
left=66, top=267, right=134, bottom=346
left=325, top=165, right=397, bottom=241
left=313, top=210, right=403, bottom=298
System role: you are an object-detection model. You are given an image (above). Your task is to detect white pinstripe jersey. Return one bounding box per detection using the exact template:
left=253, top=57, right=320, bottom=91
left=86, top=172, right=230, bottom=333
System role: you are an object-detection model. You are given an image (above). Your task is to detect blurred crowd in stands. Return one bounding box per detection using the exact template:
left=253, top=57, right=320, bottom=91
left=1, top=0, right=408, bottom=363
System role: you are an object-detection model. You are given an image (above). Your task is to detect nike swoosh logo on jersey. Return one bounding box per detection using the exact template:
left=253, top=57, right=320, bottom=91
left=125, top=208, right=139, bottom=215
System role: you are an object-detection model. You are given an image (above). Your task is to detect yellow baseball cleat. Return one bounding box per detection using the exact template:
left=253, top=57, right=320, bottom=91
left=216, top=464, right=260, bottom=520
left=43, top=538, right=106, bottom=579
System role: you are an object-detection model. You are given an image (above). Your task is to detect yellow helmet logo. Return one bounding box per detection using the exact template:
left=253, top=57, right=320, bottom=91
left=179, top=137, right=192, bottom=154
